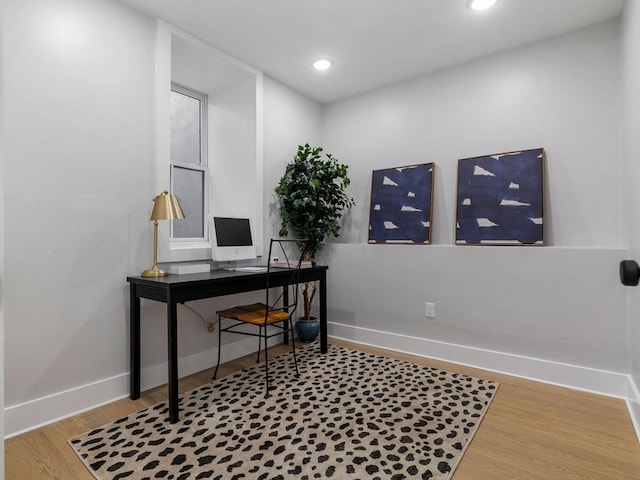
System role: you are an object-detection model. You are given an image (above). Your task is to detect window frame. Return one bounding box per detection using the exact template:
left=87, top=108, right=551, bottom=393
left=169, top=82, right=209, bottom=246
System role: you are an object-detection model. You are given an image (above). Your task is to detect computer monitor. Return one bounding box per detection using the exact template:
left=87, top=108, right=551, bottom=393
left=209, top=214, right=257, bottom=263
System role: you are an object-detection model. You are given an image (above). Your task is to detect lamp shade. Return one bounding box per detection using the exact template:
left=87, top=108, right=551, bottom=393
left=150, top=191, right=185, bottom=221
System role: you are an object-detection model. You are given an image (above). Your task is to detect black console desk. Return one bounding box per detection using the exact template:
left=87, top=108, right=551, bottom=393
left=127, top=265, right=328, bottom=423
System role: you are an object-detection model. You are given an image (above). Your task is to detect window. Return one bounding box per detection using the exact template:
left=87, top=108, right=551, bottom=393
left=170, top=83, right=207, bottom=242
left=154, top=23, right=263, bottom=263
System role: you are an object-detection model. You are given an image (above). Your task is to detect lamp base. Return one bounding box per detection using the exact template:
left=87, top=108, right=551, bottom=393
left=141, top=266, right=168, bottom=277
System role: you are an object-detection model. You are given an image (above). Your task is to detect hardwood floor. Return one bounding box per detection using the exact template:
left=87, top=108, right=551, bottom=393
left=6, top=338, right=640, bottom=479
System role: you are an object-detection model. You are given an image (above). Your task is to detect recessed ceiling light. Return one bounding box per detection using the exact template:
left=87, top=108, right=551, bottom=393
left=469, top=0, right=498, bottom=11
left=312, top=59, right=332, bottom=71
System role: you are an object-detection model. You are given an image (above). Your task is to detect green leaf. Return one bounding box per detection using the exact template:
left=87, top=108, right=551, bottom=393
left=274, top=143, right=355, bottom=257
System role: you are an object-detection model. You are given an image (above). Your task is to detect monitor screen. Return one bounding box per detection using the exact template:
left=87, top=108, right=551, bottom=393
left=209, top=214, right=257, bottom=262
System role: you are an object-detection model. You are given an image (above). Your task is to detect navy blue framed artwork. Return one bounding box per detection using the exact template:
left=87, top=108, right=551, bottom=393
left=368, top=163, right=434, bottom=244
left=455, top=148, right=545, bottom=246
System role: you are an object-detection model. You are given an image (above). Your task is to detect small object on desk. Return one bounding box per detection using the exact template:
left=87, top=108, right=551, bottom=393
left=167, top=263, right=211, bottom=275
left=141, top=191, right=185, bottom=277
left=270, top=260, right=312, bottom=269
left=233, top=266, right=268, bottom=272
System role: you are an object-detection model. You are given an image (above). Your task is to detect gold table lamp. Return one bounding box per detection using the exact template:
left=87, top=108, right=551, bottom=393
left=142, top=191, right=185, bottom=277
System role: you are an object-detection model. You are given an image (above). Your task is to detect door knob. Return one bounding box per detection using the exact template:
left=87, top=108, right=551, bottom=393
left=620, top=260, right=640, bottom=286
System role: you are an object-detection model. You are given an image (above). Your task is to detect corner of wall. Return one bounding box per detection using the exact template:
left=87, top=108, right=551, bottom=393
left=627, top=372, right=640, bottom=443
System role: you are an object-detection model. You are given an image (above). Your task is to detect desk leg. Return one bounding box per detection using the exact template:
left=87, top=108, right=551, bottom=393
left=282, top=286, right=289, bottom=345
left=319, top=269, right=328, bottom=354
left=130, top=285, right=141, bottom=400
left=167, top=295, right=179, bottom=423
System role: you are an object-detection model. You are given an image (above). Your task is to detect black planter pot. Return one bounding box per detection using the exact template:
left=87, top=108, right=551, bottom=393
left=295, top=316, right=320, bottom=343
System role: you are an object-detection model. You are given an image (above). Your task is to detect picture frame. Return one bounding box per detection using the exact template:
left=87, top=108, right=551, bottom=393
left=368, top=162, right=435, bottom=244
left=455, top=148, right=545, bottom=246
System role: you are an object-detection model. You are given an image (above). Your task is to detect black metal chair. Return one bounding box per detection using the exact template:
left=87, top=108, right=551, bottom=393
left=213, top=238, right=310, bottom=395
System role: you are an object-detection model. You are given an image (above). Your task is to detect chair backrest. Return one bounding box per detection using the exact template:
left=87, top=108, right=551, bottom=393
left=265, top=238, right=310, bottom=316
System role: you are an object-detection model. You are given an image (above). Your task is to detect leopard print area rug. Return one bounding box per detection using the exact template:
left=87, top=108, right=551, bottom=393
left=69, top=344, right=498, bottom=480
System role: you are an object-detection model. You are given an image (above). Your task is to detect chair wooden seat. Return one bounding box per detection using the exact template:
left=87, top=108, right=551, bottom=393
left=213, top=239, right=310, bottom=396
left=215, top=303, right=290, bottom=325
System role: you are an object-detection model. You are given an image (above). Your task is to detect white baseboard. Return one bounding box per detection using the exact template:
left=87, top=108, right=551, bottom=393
left=4, top=373, right=130, bottom=439
left=4, top=335, right=268, bottom=438
left=627, top=376, right=640, bottom=443
left=328, top=322, right=630, bottom=398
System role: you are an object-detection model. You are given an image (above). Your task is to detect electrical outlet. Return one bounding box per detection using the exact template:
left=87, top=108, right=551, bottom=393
left=425, top=302, right=435, bottom=318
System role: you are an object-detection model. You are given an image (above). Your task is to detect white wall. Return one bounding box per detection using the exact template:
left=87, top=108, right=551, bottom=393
left=321, top=20, right=629, bottom=392
left=262, top=77, right=323, bottom=245
left=0, top=0, right=6, bottom=468
left=620, top=0, right=640, bottom=437
left=327, top=20, right=622, bottom=248
left=209, top=78, right=260, bottom=223
left=3, top=0, right=155, bottom=404
left=1, top=0, right=323, bottom=436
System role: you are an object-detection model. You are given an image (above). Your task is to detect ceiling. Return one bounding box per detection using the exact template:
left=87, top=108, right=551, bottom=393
left=119, top=0, right=625, bottom=104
